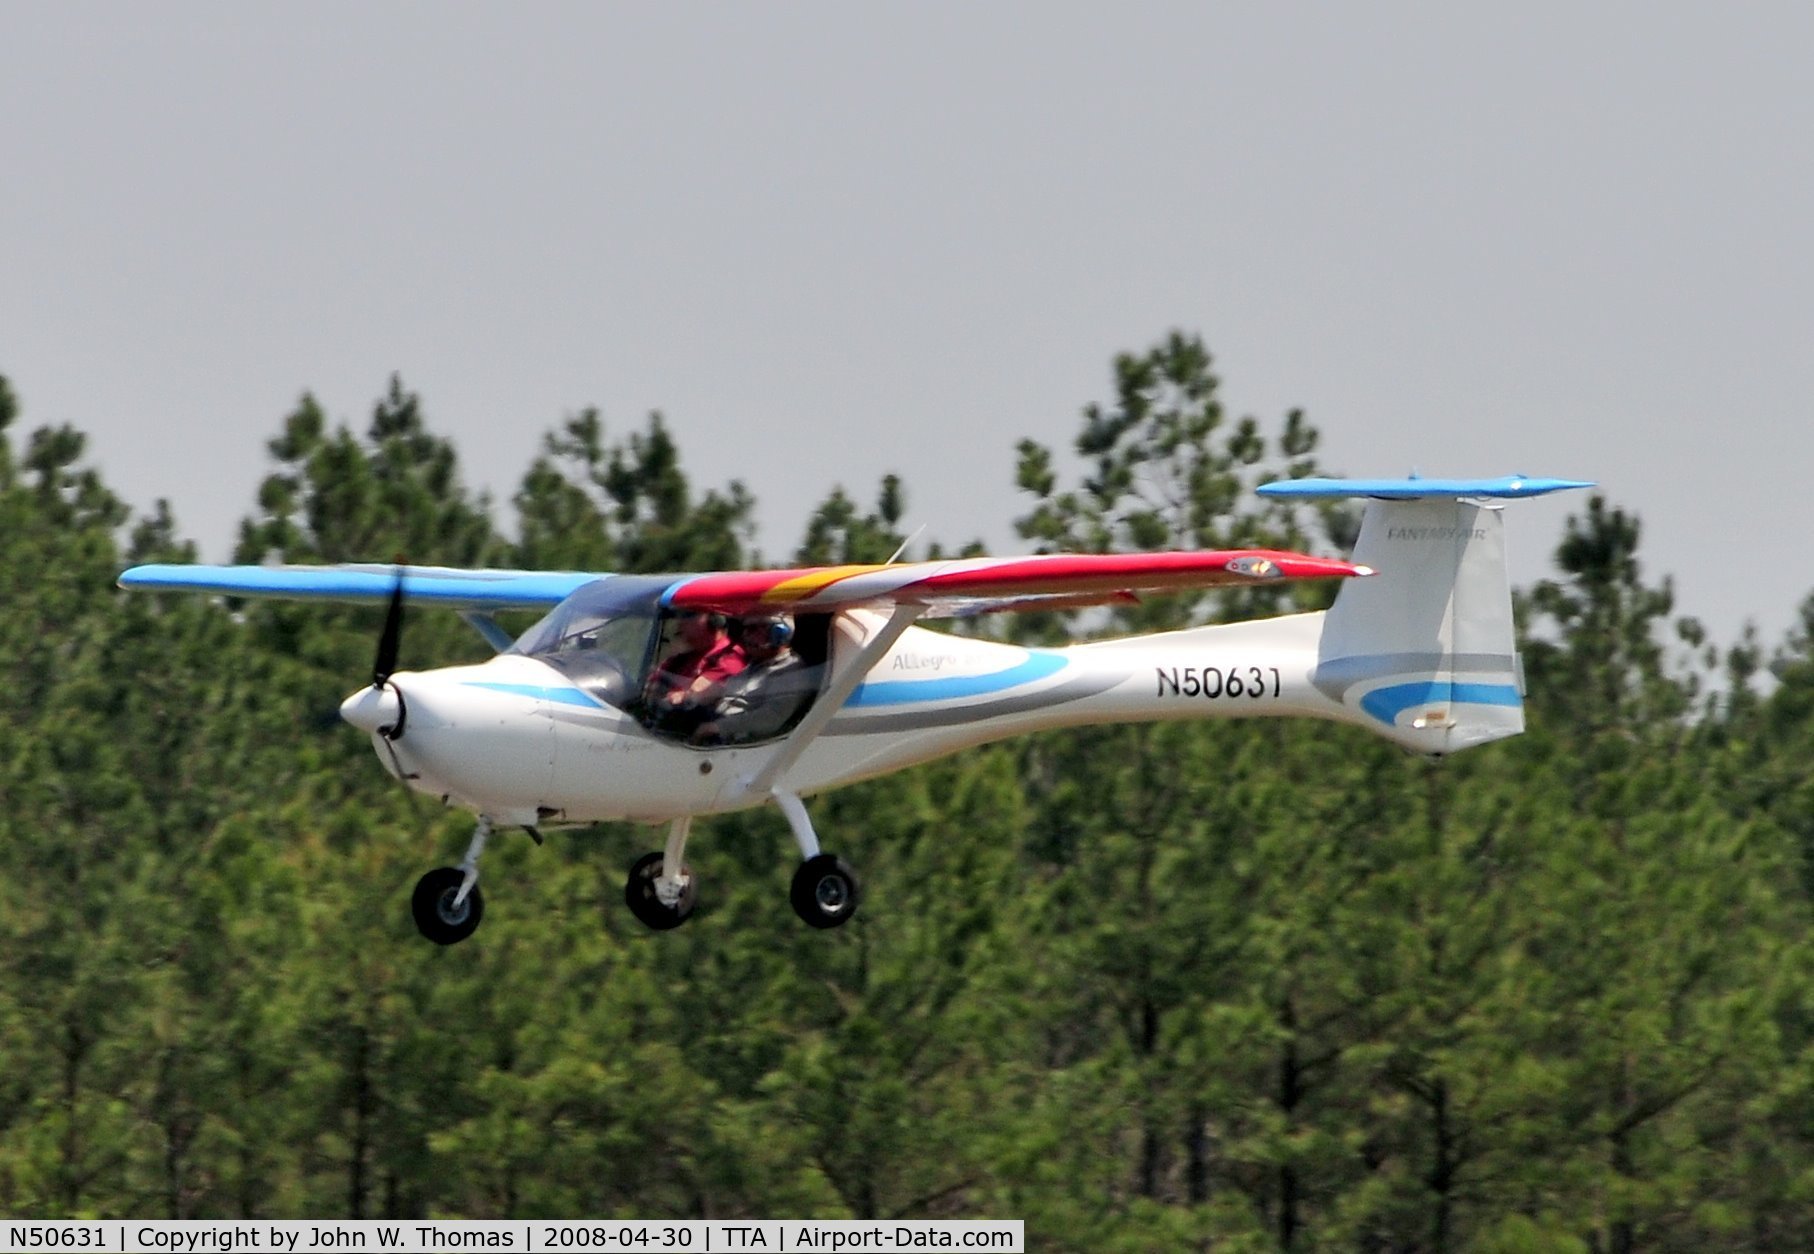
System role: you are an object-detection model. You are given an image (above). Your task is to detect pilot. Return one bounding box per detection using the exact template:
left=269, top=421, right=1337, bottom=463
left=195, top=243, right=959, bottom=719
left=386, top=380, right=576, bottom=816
left=695, top=614, right=813, bottom=744
left=644, top=609, right=746, bottom=729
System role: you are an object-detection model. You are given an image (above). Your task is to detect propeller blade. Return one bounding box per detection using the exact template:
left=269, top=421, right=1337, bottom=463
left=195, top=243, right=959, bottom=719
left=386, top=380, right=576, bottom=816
left=373, top=565, right=405, bottom=687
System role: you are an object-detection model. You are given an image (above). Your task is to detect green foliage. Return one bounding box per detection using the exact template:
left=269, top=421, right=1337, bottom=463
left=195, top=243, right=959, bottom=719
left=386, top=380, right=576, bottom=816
left=0, top=345, right=1809, bottom=1254
left=512, top=409, right=757, bottom=574
left=237, top=379, right=498, bottom=568
left=1013, top=330, right=1348, bottom=637
left=1521, top=495, right=1698, bottom=737
left=795, top=476, right=909, bottom=566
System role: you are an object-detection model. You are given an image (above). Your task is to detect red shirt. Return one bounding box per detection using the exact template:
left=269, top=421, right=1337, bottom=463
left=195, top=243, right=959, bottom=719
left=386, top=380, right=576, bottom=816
left=649, top=635, right=746, bottom=700
left=678, top=637, right=746, bottom=684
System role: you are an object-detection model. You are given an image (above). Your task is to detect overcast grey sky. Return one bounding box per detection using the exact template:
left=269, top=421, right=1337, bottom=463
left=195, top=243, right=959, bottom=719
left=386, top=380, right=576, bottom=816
left=3, top=4, right=1809, bottom=649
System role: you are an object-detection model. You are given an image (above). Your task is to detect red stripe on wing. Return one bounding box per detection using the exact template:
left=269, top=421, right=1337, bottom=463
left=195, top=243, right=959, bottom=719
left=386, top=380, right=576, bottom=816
left=665, top=550, right=1366, bottom=614
left=910, top=550, right=1363, bottom=597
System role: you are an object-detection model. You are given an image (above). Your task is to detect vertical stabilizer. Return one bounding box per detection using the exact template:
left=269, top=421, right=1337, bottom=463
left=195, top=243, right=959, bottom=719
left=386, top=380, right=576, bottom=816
left=1257, top=475, right=1591, bottom=754
left=1316, top=497, right=1523, bottom=753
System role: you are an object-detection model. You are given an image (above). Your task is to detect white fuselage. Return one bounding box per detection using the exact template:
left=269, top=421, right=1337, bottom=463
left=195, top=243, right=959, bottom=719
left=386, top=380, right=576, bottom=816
left=362, top=610, right=1367, bottom=827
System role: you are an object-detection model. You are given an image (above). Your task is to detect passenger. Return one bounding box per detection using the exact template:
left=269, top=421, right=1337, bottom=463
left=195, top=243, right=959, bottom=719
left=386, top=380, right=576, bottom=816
left=695, top=614, right=814, bottom=744
left=644, top=610, right=746, bottom=731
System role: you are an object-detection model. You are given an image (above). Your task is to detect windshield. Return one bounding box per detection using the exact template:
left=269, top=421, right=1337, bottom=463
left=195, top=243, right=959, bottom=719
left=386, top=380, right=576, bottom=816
left=510, top=576, right=672, bottom=710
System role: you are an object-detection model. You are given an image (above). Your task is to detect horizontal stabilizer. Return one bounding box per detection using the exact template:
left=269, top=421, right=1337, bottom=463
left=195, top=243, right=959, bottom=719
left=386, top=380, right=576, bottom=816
left=1258, top=474, right=1593, bottom=501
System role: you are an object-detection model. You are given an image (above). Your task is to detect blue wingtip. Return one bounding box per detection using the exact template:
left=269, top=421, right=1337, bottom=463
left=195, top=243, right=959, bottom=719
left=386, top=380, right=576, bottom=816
left=117, top=564, right=602, bottom=608
left=1257, top=475, right=1595, bottom=501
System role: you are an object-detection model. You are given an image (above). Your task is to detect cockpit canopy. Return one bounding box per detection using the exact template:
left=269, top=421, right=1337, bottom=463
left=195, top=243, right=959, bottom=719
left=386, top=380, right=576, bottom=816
left=510, top=577, right=828, bottom=746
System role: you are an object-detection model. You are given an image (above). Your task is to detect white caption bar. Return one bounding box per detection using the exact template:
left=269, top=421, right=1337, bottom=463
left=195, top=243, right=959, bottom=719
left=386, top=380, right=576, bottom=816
left=1, top=1220, right=1025, bottom=1253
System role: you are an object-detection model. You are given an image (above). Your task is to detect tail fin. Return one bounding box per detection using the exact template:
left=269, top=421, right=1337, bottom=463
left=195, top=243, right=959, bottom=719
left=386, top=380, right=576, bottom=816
left=1259, top=475, right=1592, bottom=754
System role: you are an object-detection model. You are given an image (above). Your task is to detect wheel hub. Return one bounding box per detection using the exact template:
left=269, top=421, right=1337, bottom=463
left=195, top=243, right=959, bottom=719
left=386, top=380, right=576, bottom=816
left=436, top=891, right=471, bottom=926
left=815, top=877, right=848, bottom=913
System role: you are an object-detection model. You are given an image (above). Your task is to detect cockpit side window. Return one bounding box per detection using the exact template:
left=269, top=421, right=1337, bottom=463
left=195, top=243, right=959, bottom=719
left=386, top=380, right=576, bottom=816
left=641, top=611, right=832, bottom=747
left=510, top=578, right=671, bottom=711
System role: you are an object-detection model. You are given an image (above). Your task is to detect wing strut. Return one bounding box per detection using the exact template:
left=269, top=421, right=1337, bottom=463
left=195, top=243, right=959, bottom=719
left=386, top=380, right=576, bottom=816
left=736, top=603, right=923, bottom=802
left=459, top=611, right=517, bottom=654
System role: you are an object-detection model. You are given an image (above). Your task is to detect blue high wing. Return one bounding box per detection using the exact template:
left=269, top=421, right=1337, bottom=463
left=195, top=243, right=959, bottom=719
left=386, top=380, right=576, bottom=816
left=118, top=563, right=602, bottom=610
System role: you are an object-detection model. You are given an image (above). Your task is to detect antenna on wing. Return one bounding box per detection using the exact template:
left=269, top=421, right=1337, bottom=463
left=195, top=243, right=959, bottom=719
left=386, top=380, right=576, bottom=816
left=884, top=525, right=926, bottom=566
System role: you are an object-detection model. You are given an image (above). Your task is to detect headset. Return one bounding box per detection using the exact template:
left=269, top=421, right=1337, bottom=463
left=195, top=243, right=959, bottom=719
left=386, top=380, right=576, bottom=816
left=740, top=616, right=793, bottom=649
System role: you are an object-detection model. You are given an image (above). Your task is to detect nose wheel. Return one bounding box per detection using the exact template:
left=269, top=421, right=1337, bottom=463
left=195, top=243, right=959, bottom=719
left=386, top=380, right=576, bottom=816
left=411, top=816, right=495, bottom=945
left=412, top=866, right=485, bottom=945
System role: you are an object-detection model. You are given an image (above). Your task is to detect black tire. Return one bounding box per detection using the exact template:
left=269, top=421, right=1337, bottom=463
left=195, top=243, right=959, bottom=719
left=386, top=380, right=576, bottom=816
left=412, top=866, right=484, bottom=945
left=624, top=850, right=697, bottom=930
left=790, top=854, right=861, bottom=929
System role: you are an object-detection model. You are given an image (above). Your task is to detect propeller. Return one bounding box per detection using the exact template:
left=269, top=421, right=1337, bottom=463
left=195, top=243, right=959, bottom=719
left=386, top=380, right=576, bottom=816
left=339, top=564, right=410, bottom=746
left=374, top=563, right=406, bottom=690
left=373, top=564, right=409, bottom=742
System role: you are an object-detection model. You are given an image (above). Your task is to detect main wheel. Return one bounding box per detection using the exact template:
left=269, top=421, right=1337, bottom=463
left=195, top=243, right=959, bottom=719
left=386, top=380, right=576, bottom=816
left=625, top=850, right=698, bottom=930
left=790, top=854, right=861, bottom=929
left=412, top=866, right=484, bottom=945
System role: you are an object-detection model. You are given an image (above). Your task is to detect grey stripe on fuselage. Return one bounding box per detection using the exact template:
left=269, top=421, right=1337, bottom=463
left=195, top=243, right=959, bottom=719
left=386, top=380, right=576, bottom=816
left=1312, top=652, right=1518, bottom=701
left=533, top=673, right=1124, bottom=738
left=823, top=673, right=1124, bottom=736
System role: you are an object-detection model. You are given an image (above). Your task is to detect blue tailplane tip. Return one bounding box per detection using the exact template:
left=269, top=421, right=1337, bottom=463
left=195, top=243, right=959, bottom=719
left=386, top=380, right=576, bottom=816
left=1257, top=475, right=1594, bottom=500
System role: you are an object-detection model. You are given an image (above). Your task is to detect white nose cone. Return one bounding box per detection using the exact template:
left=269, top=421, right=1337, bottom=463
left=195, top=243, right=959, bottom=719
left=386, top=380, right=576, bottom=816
left=340, top=684, right=402, bottom=735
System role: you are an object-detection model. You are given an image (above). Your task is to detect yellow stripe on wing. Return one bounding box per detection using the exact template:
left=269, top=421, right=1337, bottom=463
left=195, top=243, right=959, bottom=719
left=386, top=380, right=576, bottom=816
left=763, top=564, right=894, bottom=603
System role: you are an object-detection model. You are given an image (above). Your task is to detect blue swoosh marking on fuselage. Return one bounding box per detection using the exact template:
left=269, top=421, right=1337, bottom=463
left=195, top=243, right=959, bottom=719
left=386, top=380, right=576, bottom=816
left=462, top=681, right=607, bottom=709
left=848, top=652, right=1067, bottom=708
left=1360, top=681, right=1522, bottom=725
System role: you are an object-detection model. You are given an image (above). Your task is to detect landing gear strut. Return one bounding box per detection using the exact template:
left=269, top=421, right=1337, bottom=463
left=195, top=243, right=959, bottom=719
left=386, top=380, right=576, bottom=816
left=616, top=797, right=863, bottom=931
left=775, top=790, right=861, bottom=928
left=625, top=815, right=698, bottom=930
left=412, top=816, right=492, bottom=945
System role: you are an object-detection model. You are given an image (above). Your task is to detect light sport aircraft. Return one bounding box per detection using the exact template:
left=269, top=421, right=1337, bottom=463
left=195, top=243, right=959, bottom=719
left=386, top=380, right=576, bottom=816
left=119, top=474, right=1588, bottom=944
